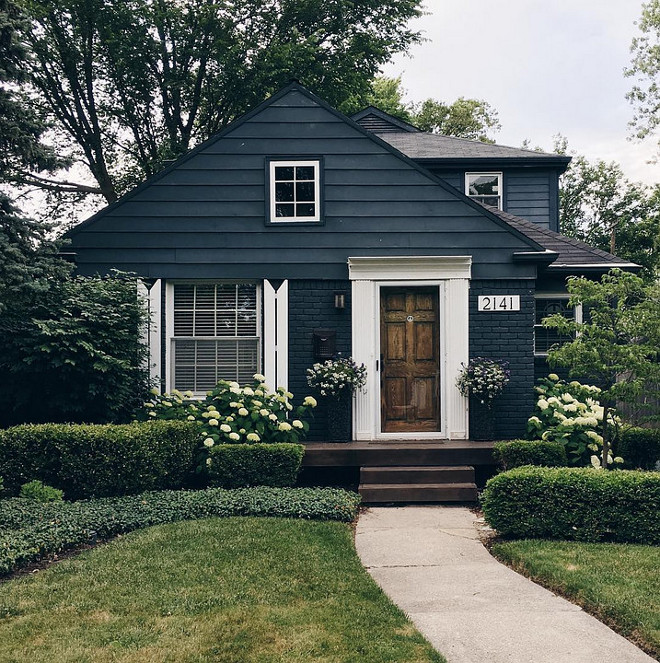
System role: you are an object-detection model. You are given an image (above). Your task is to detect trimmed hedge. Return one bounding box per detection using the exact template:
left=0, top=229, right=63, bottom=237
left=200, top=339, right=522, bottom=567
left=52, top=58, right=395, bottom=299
left=493, top=439, right=568, bottom=470
left=0, top=421, right=200, bottom=499
left=618, top=427, right=660, bottom=470
left=0, top=487, right=362, bottom=576
left=482, top=466, right=660, bottom=544
left=207, top=443, right=304, bottom=488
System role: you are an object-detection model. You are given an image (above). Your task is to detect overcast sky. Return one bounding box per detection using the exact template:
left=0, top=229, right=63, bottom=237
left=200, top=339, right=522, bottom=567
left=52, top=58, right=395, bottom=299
left=383, top=0, right=658, bottom=184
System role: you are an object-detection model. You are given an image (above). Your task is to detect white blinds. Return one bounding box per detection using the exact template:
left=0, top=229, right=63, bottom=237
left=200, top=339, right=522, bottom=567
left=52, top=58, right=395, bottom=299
left=172, top=283, right=259, bottom=392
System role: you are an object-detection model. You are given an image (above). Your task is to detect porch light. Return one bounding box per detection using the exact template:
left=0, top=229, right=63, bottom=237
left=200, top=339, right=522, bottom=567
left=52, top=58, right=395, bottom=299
left=334, top=291, right=346, bottom=309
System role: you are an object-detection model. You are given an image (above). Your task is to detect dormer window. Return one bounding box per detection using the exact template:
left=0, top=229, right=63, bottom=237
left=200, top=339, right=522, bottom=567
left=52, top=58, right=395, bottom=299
left=466, top=172, right=502, bottom=209
left=268, top=159, right=321, bottom=223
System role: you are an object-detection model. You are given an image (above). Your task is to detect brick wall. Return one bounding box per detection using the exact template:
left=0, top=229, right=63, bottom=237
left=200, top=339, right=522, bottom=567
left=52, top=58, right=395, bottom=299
left=469, top=280, right=535, bottom=439
left=288, top=280, right=352, bottom=441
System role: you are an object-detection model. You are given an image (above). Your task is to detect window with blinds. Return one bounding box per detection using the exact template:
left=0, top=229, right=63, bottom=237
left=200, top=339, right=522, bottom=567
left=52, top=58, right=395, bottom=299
left=172, top=283, right=259, bottom=392
left=534, top=297, right=575, bottom=355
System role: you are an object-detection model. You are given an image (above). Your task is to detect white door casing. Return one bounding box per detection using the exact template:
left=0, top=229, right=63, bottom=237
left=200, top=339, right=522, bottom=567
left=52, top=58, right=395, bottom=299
left=349, top=257, right=470, bottom=440
left=263, top=279, right=289, bottom=392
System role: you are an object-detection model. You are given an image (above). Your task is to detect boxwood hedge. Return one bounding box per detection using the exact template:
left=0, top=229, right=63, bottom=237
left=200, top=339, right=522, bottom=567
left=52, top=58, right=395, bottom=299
left=0, top=421, right=200, bottom=499
left=617, top=427, right=660, bottom=470
left=482, top=466, right=660, bottom=543
left=493, top=439, right=568, bottom=470
left=207, top=443, right=304, bottom=488
left=0, top=486, right=362, bottom=576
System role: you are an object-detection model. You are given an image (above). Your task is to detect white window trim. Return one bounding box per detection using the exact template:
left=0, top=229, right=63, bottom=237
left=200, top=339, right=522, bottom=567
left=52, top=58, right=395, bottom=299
left=465, top=171, right=503, bottom=209
left=269, top=160, right=320, bottom=223
left=534, top=292, right=582, bottom=357
left=165, top=280, right=262, bottom=394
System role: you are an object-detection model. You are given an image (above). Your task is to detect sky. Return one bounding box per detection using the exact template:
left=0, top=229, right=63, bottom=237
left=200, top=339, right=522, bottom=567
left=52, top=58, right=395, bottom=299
left=383, top=0, right=659, bottom=184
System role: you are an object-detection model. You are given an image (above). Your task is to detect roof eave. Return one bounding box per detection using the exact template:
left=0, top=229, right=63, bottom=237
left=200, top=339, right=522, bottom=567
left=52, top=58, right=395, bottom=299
left=546, top=262, right=642, bottom=272
left=413, top=156, right=572, bottom=171
left=512, top=249, right=559, bottom=265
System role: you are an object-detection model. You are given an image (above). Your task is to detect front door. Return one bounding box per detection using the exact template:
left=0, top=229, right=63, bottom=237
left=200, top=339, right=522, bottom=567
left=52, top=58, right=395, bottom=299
left=380, top=286, right=441, bottom=433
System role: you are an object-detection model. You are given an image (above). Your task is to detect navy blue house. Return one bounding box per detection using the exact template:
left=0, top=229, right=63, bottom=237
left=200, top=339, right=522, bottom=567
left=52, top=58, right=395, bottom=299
left=67, top=83, right=636, bottom=443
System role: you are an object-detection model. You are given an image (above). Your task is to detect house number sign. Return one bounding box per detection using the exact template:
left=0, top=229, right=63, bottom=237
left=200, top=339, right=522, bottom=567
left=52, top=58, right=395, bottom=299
left=478, top=295, right=520, bottom=312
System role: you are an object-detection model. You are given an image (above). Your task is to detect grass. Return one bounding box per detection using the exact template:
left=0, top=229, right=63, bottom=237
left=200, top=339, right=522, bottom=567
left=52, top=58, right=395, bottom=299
left=0, top=517, right=445, bottom=663
left=491, top=539, right=660, bottom=659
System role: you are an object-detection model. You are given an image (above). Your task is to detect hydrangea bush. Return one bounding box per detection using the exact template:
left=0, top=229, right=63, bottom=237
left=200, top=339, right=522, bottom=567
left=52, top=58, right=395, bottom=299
left=307, top=356, right=367, bottom=398
left=456, top=357, right=510, bottom=405
left=527, top=374, right=623, bottom=468
left=139, top=375, right=317, bottom=452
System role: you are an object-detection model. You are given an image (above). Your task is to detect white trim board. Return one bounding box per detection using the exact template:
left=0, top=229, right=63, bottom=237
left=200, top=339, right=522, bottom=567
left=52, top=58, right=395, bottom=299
left=348, top=256, right=471, bottom=281
left=263, top=279, right=289, bottom=392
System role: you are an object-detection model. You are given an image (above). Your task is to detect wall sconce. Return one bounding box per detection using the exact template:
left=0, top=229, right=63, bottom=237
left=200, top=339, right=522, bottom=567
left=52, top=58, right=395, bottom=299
left=334, top=291, right=346, bottom=309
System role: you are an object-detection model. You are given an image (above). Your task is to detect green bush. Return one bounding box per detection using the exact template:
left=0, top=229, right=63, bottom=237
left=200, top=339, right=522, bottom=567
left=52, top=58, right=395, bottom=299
left=482, top=466, right=660, bottom=543
left=493, top=439, right=568, bottom=470
left=19, top=480, right=63, bottom=502
left=0, top=486, right=362, bottom=576
left=617, top=427, right=660, bottom=470
left=0, top=421, right=199, bottom=499
left=207, top=443, right=304, bottom=488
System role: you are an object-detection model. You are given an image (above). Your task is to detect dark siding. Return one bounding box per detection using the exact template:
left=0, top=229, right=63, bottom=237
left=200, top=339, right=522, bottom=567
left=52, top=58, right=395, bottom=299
left=69, top=89, right=538, bottom=281
left=505, top=170, right=552, bottom=229
left=288, top=280, right=352, bottom=441
left=470, top=279, right=535, bottom=439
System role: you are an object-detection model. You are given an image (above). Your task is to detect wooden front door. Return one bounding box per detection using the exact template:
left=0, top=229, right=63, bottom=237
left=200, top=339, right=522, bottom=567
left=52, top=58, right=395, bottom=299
left=380, top=286, right=441, bottom=433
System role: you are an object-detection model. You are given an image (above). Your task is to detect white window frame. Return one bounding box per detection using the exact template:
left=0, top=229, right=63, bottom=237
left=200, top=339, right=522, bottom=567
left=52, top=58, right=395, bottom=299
left=534, top=293, right=582, bottom=357
left=465, top=171, right=503, bottom=209
left=269, top=160, right=321, bottom=223
left=165, top=280, right=262, bottom=395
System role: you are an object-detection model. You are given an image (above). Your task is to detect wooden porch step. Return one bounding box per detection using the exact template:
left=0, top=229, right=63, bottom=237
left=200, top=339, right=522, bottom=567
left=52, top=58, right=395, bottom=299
left=358, top=482, right=478, bottom=504
left=360, top=465, right=475, bottom=484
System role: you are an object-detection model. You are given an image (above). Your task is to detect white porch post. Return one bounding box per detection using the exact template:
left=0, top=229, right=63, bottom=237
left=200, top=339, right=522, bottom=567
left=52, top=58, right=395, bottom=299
left=263, top=279, right=289, bottom=391
left=445, top=278, right=469, bottom=439
left=351, top=280, right=376, bottom=440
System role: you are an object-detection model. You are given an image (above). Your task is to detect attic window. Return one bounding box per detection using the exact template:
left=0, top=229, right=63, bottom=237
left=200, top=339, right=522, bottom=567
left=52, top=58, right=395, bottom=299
left=269, top=160, right=321, bottom=223
left=466, top=172, right=502, bottom=209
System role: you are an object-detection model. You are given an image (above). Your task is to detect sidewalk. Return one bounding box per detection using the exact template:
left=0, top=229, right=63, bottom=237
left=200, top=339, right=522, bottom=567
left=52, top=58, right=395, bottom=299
left=355, top=506, right=655, bottom=663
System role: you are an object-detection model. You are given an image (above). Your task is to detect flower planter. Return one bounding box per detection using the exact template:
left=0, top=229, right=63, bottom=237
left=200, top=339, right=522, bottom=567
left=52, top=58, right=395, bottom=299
left=326, top=392, right=352, bottom=442
left=469, top=396, right=496, bottom=441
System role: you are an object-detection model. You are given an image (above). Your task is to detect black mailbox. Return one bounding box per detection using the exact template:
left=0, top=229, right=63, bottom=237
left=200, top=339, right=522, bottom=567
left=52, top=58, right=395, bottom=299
left=313, top=328, right=336, bottom=360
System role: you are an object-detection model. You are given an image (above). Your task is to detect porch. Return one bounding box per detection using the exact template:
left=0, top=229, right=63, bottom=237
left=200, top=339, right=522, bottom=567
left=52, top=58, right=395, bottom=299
left=301, top=440, right=497, bottom=504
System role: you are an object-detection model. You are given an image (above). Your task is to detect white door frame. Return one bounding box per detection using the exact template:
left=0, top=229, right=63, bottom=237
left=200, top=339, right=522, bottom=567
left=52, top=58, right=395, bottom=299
left=349, top=256, right=470, bottom=441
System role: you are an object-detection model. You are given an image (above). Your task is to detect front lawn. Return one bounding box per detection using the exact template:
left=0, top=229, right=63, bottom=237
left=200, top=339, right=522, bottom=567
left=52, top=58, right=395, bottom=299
left=0, top=517, right=445, bottom=663
left=492, top=539, right=660, bottom=659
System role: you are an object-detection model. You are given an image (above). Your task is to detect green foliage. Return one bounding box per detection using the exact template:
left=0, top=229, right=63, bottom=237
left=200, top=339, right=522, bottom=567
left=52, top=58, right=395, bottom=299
left=0, top=486, right=362, bottom=576
left=618, top=427, right=660, bottom=470
left=140, top=377, right=315, bottom=448
left=527, top=375, right=619, bottom=467
left=19, top=480, right=63, bottom=502
left=0, top=270, right=150, bottom=425
left=206, top=443, right=304, bottom=489
left=0, top=421, right=200, bottom=499
left=625, top=0, right=660, bottom=157
left=482, top=466, right=660, bottom=544
left=493, top=439, right=568, bottom=471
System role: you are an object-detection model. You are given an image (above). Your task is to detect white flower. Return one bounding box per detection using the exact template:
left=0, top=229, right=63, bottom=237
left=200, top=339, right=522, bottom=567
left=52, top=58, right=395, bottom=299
left=229, top=382, right=240, bottom=389
left=184, top=391, right=194, bottom=398
left=209, top=419, right=219, bottom=426
left=239, top=428, right=246, bottom=434
left=187, top=415, right=195, bottom=421
left=590, top=455, right=602, bottom=469
left=228, top=432, right=240, bottom=441
left=278, top=422, right=292, bottom=431
left=253, top=373, right=266, bottom=382
left=148, top=411, right=157, bottom=417
left=230, top=387, right=241, bottom=394
left=220, top=424, right=231, bottom=433
left=303, top=396, right=317, bottom=407
left=292, top=420, right=304, bottom=429
left=246, top=433, right=260, bottom=442
left=285, top=402, right=293, bottom=411
left=537, top=399, right=549, bottom=410
left=206, top=457, right=212, bottom=467
left=561, top=393, right=574, bottom=403
left=614, top=456, right=624, bottom=464
left=150, top=387, right=160, bottom=396
left=226, top=416, right=234, bottom=422
left=203, top=437, right=214, bottom=447
left=548, top=373, right=559, bottom=381
left=162, top=401, right=172, bottom=407
left=268, top=414, right=278, bottom=421
left=238, top=407, right=249, bottom=416
left=528, top=416, right=541, bottom=425
left=229, top=402, right=240, bottom=408
left=243, top=387, right=254, bottom=396
left=259, top=409, right=269, bottom=416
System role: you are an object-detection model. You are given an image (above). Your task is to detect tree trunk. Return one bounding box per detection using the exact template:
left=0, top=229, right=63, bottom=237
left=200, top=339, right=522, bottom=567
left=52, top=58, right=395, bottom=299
left=601, top=404, right=612, bottom=468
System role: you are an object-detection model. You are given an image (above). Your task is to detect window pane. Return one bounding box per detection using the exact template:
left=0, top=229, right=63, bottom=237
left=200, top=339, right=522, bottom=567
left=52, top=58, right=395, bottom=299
left=296, top=181, right=315, bottom=202
left=275, top=182, right=294, bottom=202
left=536, top=299, right=571, bottom=325
left=195, top=284, right=215, bottom=310
left=276, top=203, right=295, bottom=217
left=173, top=284, right=194, bottom=309
left=173, top=311, right=193, bottom=336
left=274, top=166, right=294, bottom=180
left=474, top=195, right=500, bottom=207
left=468, top=174, right=499, bottom=196
left=534, top=298, right=574, bottom=353
left=296, top=203, right=315, bottom=217
left=296, top=166, right=315, bottom=180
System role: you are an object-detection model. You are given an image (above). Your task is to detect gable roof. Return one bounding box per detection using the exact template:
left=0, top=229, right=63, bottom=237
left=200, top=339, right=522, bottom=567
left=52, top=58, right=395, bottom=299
left=350, top=106, right=420, bottom=133
left=485, top=206, right=640, bottom=271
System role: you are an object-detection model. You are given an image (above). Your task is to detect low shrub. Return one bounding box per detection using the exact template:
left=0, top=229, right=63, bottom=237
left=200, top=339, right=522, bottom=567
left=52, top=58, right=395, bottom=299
left=617, top=427, right=660, bottom=470
left=0, top=486, right=362, bottom=576
left=19, top=480, right=63, bottom=502
left=0, top=421, right=199, bottom=499
left=493, top=439, right=568, bottom=470
left=482, top=466, right=660, bottom=544
left=206, top=443, right=304, bottom=488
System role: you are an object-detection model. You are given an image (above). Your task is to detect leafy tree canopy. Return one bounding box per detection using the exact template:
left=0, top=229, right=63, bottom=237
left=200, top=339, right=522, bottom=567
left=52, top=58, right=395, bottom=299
left=365, top=75, right=501, bottom=141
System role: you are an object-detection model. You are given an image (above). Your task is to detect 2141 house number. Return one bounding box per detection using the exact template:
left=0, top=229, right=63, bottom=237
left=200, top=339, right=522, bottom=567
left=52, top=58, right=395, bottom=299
left=478, top=295, right=520, bottom=312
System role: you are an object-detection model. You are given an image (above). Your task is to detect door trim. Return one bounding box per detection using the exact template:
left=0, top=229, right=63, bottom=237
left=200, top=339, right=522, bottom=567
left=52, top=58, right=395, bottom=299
left=349, top=256, right=470, bottom=441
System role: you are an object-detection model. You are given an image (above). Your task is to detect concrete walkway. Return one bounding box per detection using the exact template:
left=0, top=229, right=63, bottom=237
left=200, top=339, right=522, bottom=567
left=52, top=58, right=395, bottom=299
left=355, top=506, right=655, bottom=663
